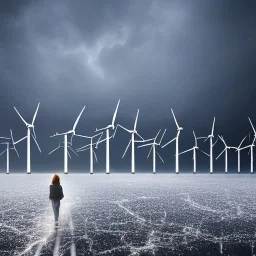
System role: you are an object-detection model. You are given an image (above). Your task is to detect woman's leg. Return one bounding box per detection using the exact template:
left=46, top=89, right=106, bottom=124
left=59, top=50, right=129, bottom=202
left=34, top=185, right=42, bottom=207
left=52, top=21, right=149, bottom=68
left=56, top=200, right=60, bottom=222
left=51, top=200, right=58, bottom=222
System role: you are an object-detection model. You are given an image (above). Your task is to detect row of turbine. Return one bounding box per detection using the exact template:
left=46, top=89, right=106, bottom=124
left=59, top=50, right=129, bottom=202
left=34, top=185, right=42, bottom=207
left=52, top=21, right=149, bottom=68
left=0, top=100, right=255, bottom=174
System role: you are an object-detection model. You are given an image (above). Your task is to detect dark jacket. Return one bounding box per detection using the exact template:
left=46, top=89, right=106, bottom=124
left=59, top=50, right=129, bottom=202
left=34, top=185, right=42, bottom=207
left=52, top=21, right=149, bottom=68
left=49, top=184, right=64, bottom=200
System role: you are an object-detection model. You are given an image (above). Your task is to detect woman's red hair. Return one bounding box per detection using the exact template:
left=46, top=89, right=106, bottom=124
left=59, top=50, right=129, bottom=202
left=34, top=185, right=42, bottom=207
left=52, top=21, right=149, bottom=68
left=52, top=174, right=60, bottom=184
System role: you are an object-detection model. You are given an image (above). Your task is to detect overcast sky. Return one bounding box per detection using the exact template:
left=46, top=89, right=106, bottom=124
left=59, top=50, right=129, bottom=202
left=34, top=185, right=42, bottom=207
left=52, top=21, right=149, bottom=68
left=1, top=0, right=256, bottom=173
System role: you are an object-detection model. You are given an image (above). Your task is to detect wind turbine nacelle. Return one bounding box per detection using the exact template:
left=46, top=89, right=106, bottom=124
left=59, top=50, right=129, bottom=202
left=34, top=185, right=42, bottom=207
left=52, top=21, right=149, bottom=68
left=178, top=127, right=183, bottom=131
left=27, top=124, right=34, bottom=128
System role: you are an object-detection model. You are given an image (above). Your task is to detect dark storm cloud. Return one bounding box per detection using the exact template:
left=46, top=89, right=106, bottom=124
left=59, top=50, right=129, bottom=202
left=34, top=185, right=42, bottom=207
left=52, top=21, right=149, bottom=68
left=1, top=0, right=256, bottom=172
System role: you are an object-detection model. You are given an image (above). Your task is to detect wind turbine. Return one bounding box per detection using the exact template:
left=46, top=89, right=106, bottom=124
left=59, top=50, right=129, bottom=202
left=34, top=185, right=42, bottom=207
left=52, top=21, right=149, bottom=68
left=137, top=129, right=166, bottom=174
left=203, top=118, right=217, bottom=174
left=95, top=100, right=120, bottom=174
left=49, top=106, right=86, bottom=174
left=178, top=131, right=210, bottom=174
left=75, top=132, right=103, bottom=174
left=216, top=136, right=236, bottom=174
left=234, top=135, right=249, bottom=173
left=13, top=103, right=41, bottom=174
left=114, top=109, right=144, bottom=174
left=161, top=109, right=183, bottom=174
left=248, top=118, right=256, bottom=173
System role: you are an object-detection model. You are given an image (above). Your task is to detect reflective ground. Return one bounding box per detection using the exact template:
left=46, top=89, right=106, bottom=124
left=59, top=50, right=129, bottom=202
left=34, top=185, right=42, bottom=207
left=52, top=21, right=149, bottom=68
left=0, top=173, right=256, bottom=256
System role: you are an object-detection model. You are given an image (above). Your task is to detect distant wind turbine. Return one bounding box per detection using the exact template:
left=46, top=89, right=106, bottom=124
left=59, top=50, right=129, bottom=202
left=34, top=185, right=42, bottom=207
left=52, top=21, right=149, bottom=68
left=178, top=131, right=210, bottom=174
left=49, top=106, right=86, bottom=174
left=13, top=103, right=41, bottom=174
left=95, top=100, right=120, bottom=174
left=137, top=129, right=166, bottom=174
left=216, top=135, right=236, bottom=174
left=114, top=109, right=144, bottom=174
left=162, top=109, right=183, bottom=174
left=248, top=118, right=256, bottom=173
left=75, top=132, right=103, bottom=174
left=0, top=131, right=24, bottom=174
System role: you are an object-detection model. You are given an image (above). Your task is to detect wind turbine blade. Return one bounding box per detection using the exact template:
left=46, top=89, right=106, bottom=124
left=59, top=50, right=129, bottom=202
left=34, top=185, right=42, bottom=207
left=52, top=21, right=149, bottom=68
left=138, top=143, right=154, bottom=148
left=111, top=99, right=120, bottom=127
left=156, top=151, right=164, bottom=163
left=32, top=103, right=40, bottom=125
left=211, top=117, right=215, bottom=136
left=75, top=134, right=92, bottom=139
left=112, top=124, right=119, bottom=138
left=238, top=136, right=247, bottom=149
left=118, top=124, right=131, bottom=133
left=133, top=109, right=139, bottom=130
left=204, top=137, right=210, bottom=142
left=0, top=149, right=7, bottom=156
left=171, top=108, right=179, bottom=129
left=161, top=137, right=176, bottom=148
left=71, top=134, right=74, bottom=145
left=216, top=148, right=226, bottom=160
left=198, top=149, right=210, bottom=157
left=77, top=147, right=90, bottom=152
left=14, top=107, right=28, bottom=126
left=239, top=145, right=251, bottom=151
left=31, top=134, right=41, bottom=152
left=32, top=127, right=37, bottom=139
left=93, top=151, right=98, bottom=163
left=122, top=139, right=131, bottom=158
left=147, top=145, right=153, bottom=158
left=179, top=148, right=194, bottom=155
left=0, top=137, right=10, bottom=140
left=218, top=135, right=227, bottom=147
left=249, top=117, right=256, bottom=134
left=213, top=137, right=218, bottom=147
left=67, top=150, right=71, bottom=159
left=72, top=106, right=86, bottom=131
left=159, top=129, right=167, bottom=145
left=193, top=131, right=196, bottom=141
left=14, top=136, right=27, bottom=145
left=48, top=145, right=60, bottom=155
left=68, top=146, right=78, bottom=156
left=197, top=137, right=207, bottom=140
left=136, top=133, right=144, bottom=141
left=155, top=129, right=161, bottom=142
left=10, top=130, right=20, bottom=157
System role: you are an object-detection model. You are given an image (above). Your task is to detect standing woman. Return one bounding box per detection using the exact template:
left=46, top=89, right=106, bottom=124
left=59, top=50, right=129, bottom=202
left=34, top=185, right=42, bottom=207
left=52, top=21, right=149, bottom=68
left=49, top=174, right=64, bottom=227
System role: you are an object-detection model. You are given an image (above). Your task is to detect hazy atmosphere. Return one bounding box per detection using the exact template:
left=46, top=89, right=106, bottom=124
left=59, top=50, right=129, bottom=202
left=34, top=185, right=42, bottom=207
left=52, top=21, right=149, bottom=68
left=1, top=0, right=256, bottom=173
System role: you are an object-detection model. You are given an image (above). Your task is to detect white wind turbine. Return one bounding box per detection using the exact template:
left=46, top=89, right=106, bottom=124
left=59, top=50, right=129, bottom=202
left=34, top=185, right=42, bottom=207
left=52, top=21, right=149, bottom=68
left=0, top=131, right=23, bottom=174
left=114, top=109, right=144, bottom=174
left=95, top=100, right=120, bottom=174
left=137, top=129, right=166, bottom=174
left=234, top=135, right=249, bottom=173
left=203, top=118, right=217, bottom=174
left=248, top=118, right=256, bottom=173
left=75, top=132, right=103, bottom=174
left=49, top=106, right=86, bottom=174
left=216, top=135, right=236, bottom=174
left=13, top=103, right=41, bottom=174
left=178, top=131, right=210, bottom=174
left=161, top=109, right=183, bottom=174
